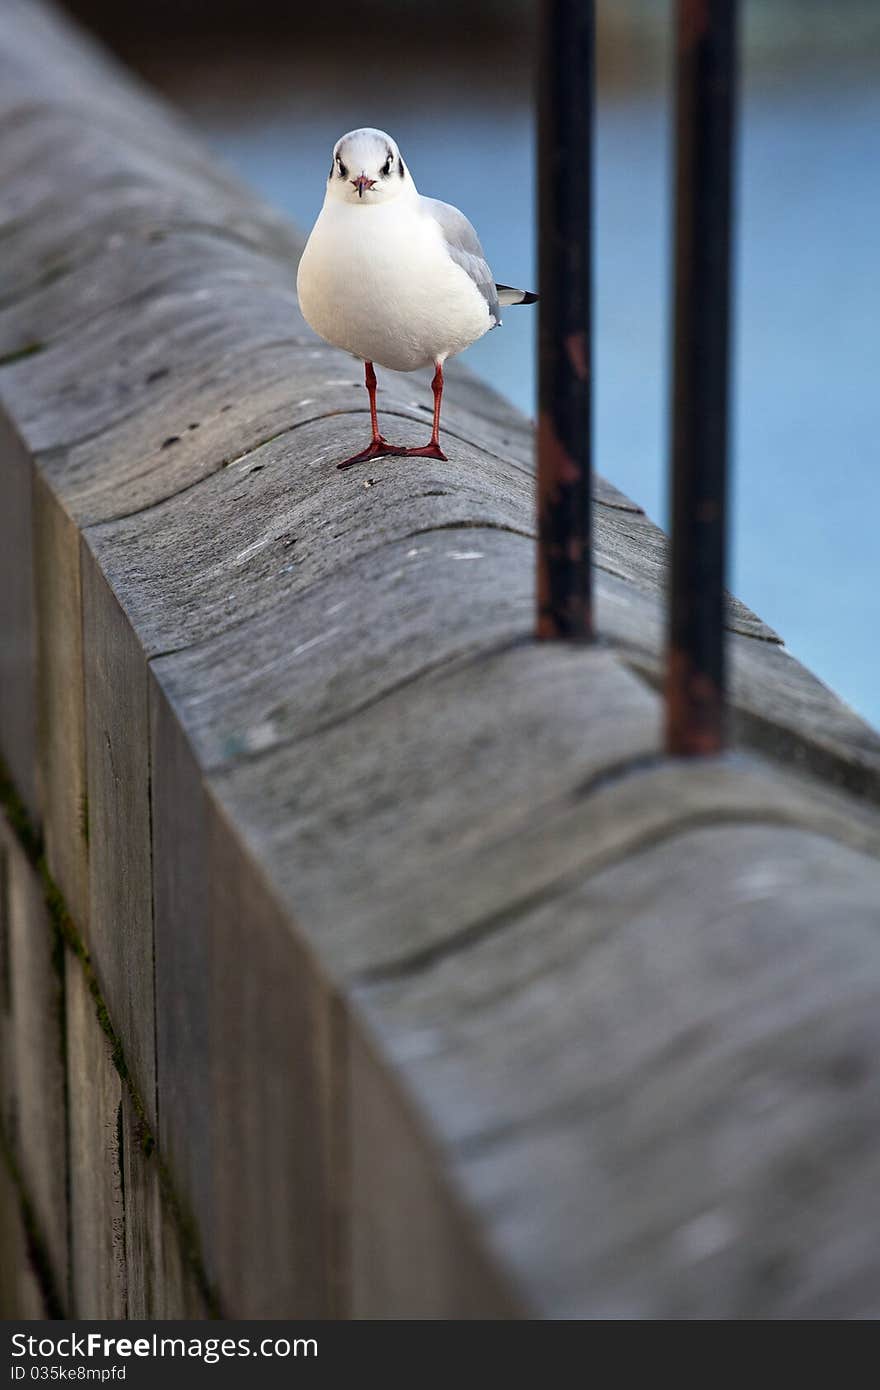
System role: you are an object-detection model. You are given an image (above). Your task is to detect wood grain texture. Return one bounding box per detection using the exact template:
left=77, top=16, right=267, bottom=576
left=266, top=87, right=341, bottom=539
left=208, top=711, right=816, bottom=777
left=349, top=1022, right=522, bottom=1318
left=158, top=1200, right=211, bottom=1320
left=34, top=473, right=89, bottom=926
left=120, top=1091, right=162, bottom=1319
left=206, top=806, right=331, bottom=1318
left=0, top=413, right=38, bottom=820
left=596, top=566, right=880, bottom=797
left=148, top=676, right=212, bottom=1272
left=0, top=1156, right=47, bottom=1318
left=2, top=0, right=880, bottom=1320
left=81, top=546, right=155, bottom=1124
left=358, top=824, right=880, bottom=1318
left=3, top=36, right=870, bottom=792
left=0, top=821, right=68, bottom=1303
left=151, top=672, right=332, bottom=1317
left=0, top=225, right=295, bottom=365
left=66, top=956, right=127, bottom=1319
left=212, top=645, right=662, bottom=979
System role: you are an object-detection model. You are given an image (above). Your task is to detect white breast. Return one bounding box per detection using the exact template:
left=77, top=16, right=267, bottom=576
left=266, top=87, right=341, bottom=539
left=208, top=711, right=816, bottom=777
left=296, top=198, right=494, bottom=373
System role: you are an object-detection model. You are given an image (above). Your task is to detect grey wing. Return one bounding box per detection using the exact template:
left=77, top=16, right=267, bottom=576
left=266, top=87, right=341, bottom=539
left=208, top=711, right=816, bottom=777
left=421, top=196, right=501, bottom=326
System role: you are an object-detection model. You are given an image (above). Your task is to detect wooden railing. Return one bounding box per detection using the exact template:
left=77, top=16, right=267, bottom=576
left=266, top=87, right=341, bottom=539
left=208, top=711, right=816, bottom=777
left=2, top=0, right=880, bottom=1319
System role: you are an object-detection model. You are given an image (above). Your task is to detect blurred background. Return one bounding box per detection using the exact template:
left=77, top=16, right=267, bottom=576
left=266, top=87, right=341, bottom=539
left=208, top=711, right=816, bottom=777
left=62, top=0, right=880, bottom=728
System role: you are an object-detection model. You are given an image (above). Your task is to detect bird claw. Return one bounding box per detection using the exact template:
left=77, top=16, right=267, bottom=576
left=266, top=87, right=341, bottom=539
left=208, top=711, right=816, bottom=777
left=337, top=438, right=449, bottom=470
left=398, top=442, right=448, bottom=461
left=337, top=438, right=407, bottom=470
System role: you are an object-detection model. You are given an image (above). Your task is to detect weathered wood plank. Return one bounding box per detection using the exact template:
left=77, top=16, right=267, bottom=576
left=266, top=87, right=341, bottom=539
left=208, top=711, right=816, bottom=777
left=0, top=1156, right=47, bottom=1318
left=211, top=645, right=662, bottom=978
left=0, top=157, right=291, bottom=312
left=349, top=1022, right=521, bottom=1318
left=597, top=567, right=880, bottom=796
left=119, top=1091, right=162, bottom=1319
left=81, top=546, right=155, bottom=1122
left=66, top=955, right=127, bottom=1318
left=209, top=668, right=880, bottom=986
left=594, top=501, right=780, bottom=644
left=2, top=0, right=880, bottom=1322
left=0, top=226, right=295, bottom=363
left=148, top=677, right=212, bottom=1271
left=0, top=105, right=298, bottom=303
left=0, top=413, right=38, bottom=820
left=86, top=419, right=534, bottom=655
left=206, top=807, right=332, bottom=1317
left=0, top=820, right=68, bottom=1303
left=151, top=672, right=332, bottom=1316
left=0, top=8, right=867, bottom=805
left=357, top=824, right=880, bottom=1317
left=34, top=331, right=319, bottom=526
left=34, top=473, right=89, bottom=926
left=151, top=527, right=534, bottom=769
left=0, top=6, right=301, bottom=260
left=148, top=518, right=781, bottom=784
left=3, top=277, right=300, bottom=462
left=158, top=1201, right=211, bottom=1320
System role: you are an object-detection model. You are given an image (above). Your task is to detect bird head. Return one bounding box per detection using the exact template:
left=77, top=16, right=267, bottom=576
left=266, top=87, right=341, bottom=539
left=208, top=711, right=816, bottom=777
left=325, top=128, right=414, bottom=205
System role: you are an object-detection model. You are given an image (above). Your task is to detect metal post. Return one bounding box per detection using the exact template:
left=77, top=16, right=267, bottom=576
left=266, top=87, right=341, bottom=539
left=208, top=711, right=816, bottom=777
left=666, top=0, right=739, bottom=755
left=536, top=0, right=594, bottom=642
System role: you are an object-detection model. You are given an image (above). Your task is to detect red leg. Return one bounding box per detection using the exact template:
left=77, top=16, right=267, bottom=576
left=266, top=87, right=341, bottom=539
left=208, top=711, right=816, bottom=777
left=337, top=360, right=406, bottom=470
left=401, top=363, right=448, bottom=460
left=365, top=359, right=381, bottom=443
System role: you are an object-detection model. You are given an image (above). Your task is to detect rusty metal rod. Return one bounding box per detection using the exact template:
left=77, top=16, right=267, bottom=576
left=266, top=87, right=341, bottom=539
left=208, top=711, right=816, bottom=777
left=666, top=0, right=739, bottom=755
left=536, top=0, right=594, bottom=642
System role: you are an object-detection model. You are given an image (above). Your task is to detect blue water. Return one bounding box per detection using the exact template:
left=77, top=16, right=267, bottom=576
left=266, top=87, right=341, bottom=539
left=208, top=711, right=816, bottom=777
left=183, top=58, right=879, bottom=729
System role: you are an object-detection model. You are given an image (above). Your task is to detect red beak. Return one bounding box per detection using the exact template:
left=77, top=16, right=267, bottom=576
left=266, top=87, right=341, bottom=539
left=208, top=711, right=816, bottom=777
left=351, top=173, right=376, bottom=198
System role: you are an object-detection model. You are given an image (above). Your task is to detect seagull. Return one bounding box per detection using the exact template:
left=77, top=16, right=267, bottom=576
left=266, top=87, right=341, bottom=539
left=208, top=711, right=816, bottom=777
left=296, top=127, right=537, bottom=471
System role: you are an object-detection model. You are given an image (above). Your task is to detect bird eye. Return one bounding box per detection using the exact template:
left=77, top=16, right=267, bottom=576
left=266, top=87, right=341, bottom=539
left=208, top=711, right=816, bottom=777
left=335, top=155, right=348, bottom=178
left=381, top=154, right=393, bottom=177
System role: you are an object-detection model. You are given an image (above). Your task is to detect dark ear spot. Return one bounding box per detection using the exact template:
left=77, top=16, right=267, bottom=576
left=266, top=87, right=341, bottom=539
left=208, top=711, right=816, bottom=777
left=398, top=157, right=405, bottom=178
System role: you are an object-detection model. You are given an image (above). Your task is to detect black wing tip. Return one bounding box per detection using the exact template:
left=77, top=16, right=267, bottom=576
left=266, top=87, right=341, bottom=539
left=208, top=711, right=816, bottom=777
left=494, top=283, right=536, bottom=305
left=495, top=284, right=539, bottom=306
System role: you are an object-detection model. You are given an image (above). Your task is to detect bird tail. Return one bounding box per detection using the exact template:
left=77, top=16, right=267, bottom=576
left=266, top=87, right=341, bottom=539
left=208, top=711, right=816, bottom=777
left=495, top=284, right=538, bottom=307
